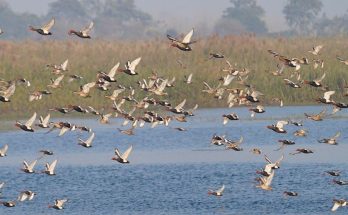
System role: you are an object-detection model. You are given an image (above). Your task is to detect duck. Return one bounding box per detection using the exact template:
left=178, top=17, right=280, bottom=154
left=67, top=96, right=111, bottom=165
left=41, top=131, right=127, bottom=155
left=332, top=179, right=348, bottom=186
left=44, top=159, right=58, bottom=175
left=211, top=134, right=226, bottom=146
left=17, top=190, right=36, bottom=201
left=267, top=120, right=288, bottom=133
left=336, top=56, right=348, bottom=65
left=48, top=199, right=68, bottom=210
left=225, top=136, right=243, bottom=151
left=68, top=105, right=88, bottom=113
left=0, top=83, right=15, bottom=102
left=168, top=99, right=186, bottom=114
left=74, top=82, right=96, bottom=98
left=22, top=159, right=37, bottom=173
left=222, top=113, right=239, bottom=125
left=15, top=112, right=36, bottom=132
left=112, top=145, right=133, bottom=163
left=209, top=53, right=224, bottom=59
left=29, top=18, right=55, bottom=35
left=308, top=45, right=323, bottom=55
left=39, top=149, right=54, bottom=156
left=331, top=199, right=347, bottom=212
left=257, top=154, right=284, bottom=176
left=318, top=132, right=340, bottom=145
left=117, top=127, right=135, bottom=136
left=290, top=120, right=303, bottom=126
left=68, top=74, right=83, bottom=82
left=289, top=148, right=314, bottom=155
left=293, top=129, right=307, bottom=137
left=256, top=170, right=274, bottom=191
left=283, top=79, right=301, bottom=88
left=325, top=170, right=340, bottom=177
left=0, top=201, right=16, bottom=207
left=29, top=90, right=51, bottom=102
left=68, top=21, right=93, bottom=38
left=47, top=75, right=64, bottom=88
left=207, top=184, right=225, bottom=196
left=100, top=113, right=112, bottom=124
left=275, top=139, right=295, bottom=151
left=167, top=28, right=196, bottom=51
left=78, top=132, right=95, bottom=148
left=49, top=107, right=70, bottom=114
left=283, top=191, right=298, bottom=197
left=105, top=88, right=125, bottom=101
left=120, top=57, right=141, bottom=75
left=0, top=144, right=8, bottom=157
left=184, top=73, right=193, bottom=84
left=250, top=148, right=262, bottom=155
left=304, top=108, right=326, bottom=121
left=304, top=73, right=326, bottom=87
left=47, top=59, right=68, bottom=75
left=249, top=105, right=265, bottom=117
left=245, top=90, right=263, bottom=103
left=98, top=63, right=119, bottom=82
left=36, top=114, right=50, bottom=128
left=316, top=91, right=335, bottom=104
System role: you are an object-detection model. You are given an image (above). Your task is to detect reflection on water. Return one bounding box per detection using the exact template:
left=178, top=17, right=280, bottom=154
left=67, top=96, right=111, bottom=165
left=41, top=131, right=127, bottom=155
left=0, top=106, right=347, bottom=214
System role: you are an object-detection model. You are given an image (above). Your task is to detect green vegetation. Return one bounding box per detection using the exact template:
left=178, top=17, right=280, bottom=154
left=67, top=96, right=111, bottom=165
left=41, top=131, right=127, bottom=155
left=0, top=36, right=348, bottom=119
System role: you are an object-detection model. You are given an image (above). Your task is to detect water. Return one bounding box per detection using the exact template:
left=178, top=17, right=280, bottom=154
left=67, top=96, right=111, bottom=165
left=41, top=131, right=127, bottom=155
left=0, top=106, right=348, bottom=214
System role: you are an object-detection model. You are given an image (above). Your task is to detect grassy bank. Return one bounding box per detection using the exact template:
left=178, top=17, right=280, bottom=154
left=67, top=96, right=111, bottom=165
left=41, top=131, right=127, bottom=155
left=0, top=35, right=348, bottom=118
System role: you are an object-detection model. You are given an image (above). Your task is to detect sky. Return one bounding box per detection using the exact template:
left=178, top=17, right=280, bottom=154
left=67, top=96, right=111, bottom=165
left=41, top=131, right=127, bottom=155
left=5, top=0, right=348, bottom=33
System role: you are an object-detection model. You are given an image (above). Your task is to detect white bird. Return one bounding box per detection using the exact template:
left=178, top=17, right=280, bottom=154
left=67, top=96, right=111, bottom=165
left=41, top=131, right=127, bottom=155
left=208, top=184, right=225, bottom=196
left=22, top=159, right=37, bottom=173
left=37, top=114, right=50, bottom=128
left=256, top=170, right=275, bottom=191
left=17, top=190, right=36, bottom=202
left=48, top=75, right=64, bottom=88
left=78, top=133, right=95, bottom=148
left=48, top=59, right=69, bottom=75
left=331, top=199, right=347, bottom=212
left=0, top=144, right=8, bottom=157
left=99, top=63, right=119, bottom=82
left=44, top=159, right=58, bottom=175
left=112, top=145, right=133, bottom=163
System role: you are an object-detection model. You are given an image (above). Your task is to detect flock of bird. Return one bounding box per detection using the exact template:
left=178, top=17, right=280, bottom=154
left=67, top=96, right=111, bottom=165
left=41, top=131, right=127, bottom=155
left=0, top=18, right=347, bottom=212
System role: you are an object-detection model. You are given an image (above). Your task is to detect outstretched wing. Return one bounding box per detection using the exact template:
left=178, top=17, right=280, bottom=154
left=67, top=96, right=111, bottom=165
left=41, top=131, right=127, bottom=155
left=42, top=18, right=55, bottom=31
left=48, top=159, right=58, bottom=172
left=25, top=112, right=37, bottom=127
left=108, top=62, right=120, bottom=78
left=121, top=145, right=133, bottom=160
left=129, top=57, right=142, bottom=71
left=182, top=28, right=194, bottom=44
left=3, top=83, right=15, bottom=99
left=216, top=184, right=225, bottom=193
left=175, top=99, right=186, bottom=110
left=61, top=59, right=68, bottom=71
left=81, top=21, right=94, bottom=35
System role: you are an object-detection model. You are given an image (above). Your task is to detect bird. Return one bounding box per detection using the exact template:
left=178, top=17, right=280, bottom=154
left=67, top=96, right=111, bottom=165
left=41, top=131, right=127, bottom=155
left=29, top=18, right=55, bottom=35
left=74, top=82, right=96, bottom=98
left=68, top=21, right=94, bottom=38
left=325, top=170, right=340, bottom=177
left=167, top=28, right=196, bottom=51
left=39, top=149, right=54, bottom=156
left=304, top=73, right=326, bottom=87
left=222, top=113, right=239, bottom=125
left=209, top=53, right=224, bottom=59
left=304, top=108, right=326, bottom=121
left=98, top=63, right=119, bottom=82
left=249, top=105, right=265, bottom=117
left=0, top=83, right=15, bottom=102
left=117, top=127, right=135, bottom=136
left=207, top=184, right=225, bottom=196
left=44, top=159, right=58, bottom=175
left=48, top=199, right=68, bottom=210
left=168, top=99, right=186, bottom=114
left=0, top=28, right=3, bottom=35
left=29, top=90, right=52, bottom=102
left=15, top=112, right=36, bottom=132
left=0, top=144, right=8, bottom=157
left=332, top=179, right=348, bottom=186
left=47, top=75, right=64, bottom=88
left=308, top=45, right=323, bottom=55
left=336, top=56, right=348, bottom=65
left=293, top=129, right=307, bottom=137
left=121, top=57, right=141, bottom=75
left=284, top=79, right=301, bottom=88
left=331, top=199, right=347, bottom=212
left=184, top=73, right=193, bottom=84
left=112, top=145, right=133, bottom=163
left=257, top=154, right=284, bottom=176
left=250, top=148, right=262, bottom=155
left=78, top=132, right=95, bottom=148
left=290, top=148, right=314, bottom=155
left=105, top=88, right=125, bottom=101
left=21, top=159, right=37, bottom=173
left=225, top=136, right=243, bottom=151
left=0, top=201, right=16, bottom=207
left=316, top=91, right=335, bottom=104
left=283, top=191, right=298, bottom=197
left=256, top=170, right=274, bottom=191
left=17, top=190, right=36, bottom=202
left=318, top=132, right=340, bottom=145
left=267, top=120, right=288, bottom=133
left=275, top=139, right=295, bottom=151
left=47, top=59, right=68, bottom=75
left=37, top=114, right=51, bottom=128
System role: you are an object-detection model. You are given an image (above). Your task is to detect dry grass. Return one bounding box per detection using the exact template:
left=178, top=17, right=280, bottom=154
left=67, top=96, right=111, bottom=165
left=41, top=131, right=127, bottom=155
left=1, top=35, right=348, bottom=119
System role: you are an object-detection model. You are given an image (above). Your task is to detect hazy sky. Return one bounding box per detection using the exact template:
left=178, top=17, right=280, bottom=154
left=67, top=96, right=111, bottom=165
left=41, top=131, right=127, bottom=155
left=5, top=0, right=348, bottom=32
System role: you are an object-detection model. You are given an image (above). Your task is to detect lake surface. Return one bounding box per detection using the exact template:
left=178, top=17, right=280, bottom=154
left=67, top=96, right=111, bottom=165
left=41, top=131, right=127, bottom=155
left=0, top=106, right=348, bottom=214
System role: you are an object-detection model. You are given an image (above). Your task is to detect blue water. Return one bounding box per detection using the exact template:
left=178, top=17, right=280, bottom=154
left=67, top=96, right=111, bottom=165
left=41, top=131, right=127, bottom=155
left=0, top=106, right=348, bottom=214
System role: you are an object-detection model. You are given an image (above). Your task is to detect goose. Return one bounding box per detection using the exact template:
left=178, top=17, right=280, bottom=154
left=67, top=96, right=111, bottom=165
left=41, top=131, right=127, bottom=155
left=98, top=63, right=119, bottom=82
left=112, top=145, right=133, bottom=163
left=29, top=18, right=55, bottom=35
left=37, top=114, right=50, bottom=128
left=15, top=112, right=36, bottom=132
left=0, top=144, right=8, bottom=157
left=304, top=73, right=326, bottom=87
left=317, top=91, right=335, bottom=104
left=283, top=191, right=298, bottom=197
left=47, top=59, right=68, bottom=75
left=325, top=170, right=340, bottom=177
left=22, top=159, right=37, bottom=173
left=48, top=199, right=68, bottom=210
left=121, top=57, right=141, bottom=75
left=184, top=73, right=193, bottom=84
left=0, top=83, right=15, bottom=102
left=256, top=170, right=274, bottom=191
left=222, top=113, right=239, bottom=125
left=0, top=201, right=16, bottom=207
left=74, top=82, right=96, bottom=97
left=167, top=28, right=196, bottom=51
left=331, top=199, right=347, bottom=212
left=47, top=75, right=64, bottom=88
left=275, top=139, right=295, bottom=151
left=44, top=159, right=58, bottom=175
left=308, top=45, right=323, bottom=55
left=304, top=108, right=326, bottom=121
left=284, top=79, right=301, bottom=88
left=225, top=136, right=243, bottom=151
left=267, top=120, right=288, bottom=133
left=18, top=190, right=36, bottom=201
left=318, top=132, right=340, bottom=145
left=208, top=184, right=225, bottom=196
left=289, top=148, right=314, bottom=155
left=78, top=132, right=95, bottom=148
left=249, top=105, right=265, bottom=117
left=69, top=21, right=93, bottom=38
left=333, top=179, right=348, bottom=185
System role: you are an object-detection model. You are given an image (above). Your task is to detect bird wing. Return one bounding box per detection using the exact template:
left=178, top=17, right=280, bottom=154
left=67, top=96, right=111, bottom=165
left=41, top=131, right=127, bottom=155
left=265, top=171, right=275, bottom=186
left=111, top=88, right=124, bottom=98
left=175, top=99, right=186, bottom=110
left=236, top=136, right=244, bottom=145
left=85, top=133, right=95, bottom=145
left=82, top=82, right=96, bottom=93
left=186, top=73, right=193, bottom=83
left=283, top=79, right=294, bottom=85
left=42, top=18, right=55, bottom=31
left=114, top=148, right=122, bottom=157
left=157, top=79, right=168, bottom=92
left=48, top=159, right=58, bottom=172
left=23, top=160, right=29, bottom=169
left=18, top=192, right=28, bottom=201
left=331, top=202, right=340, bottom=212
left=81, top=21, right=94, bottom=35
left=56, top=199, right=67, bottom=207
left=129, top=57, right=142, bottom=71
left=203, top=82, right=212, bottom=90
left=108, top=62, right=120, bottom=78
left=276, top=154, right=284, bottom=165
left=216, top=184, right=225, bottom=193
left=314, top=45, right=323, bottom=53
left=61, top=59, right=68, bottom=71
left=121, top=145, right=133, bottom=160
left=332, top=131, right=341, bottom=140
left=251, top=90, right=263, bottom=98
left=59, top=126, right=69, bottom=136
left=28, top=160, right=37, bottom=170
left=3, top=83, right=15, bottom=98
left=264, top=154, right=273, bottom=164
left=43, top=114, right=51, bottom=126
left=323, top=91, right=335, bottom=100
left=223, top=74, right=235, bottom=86
left=167, top=34, right=178, bottom=42
left=315, top=73, right=326, bottom=82
left=53, top=75, right=64, bottom=86
left=25, top=112, right=37, bottom=127
left=182, top=28, right=194, bottom=44
left=276, top=120, right=288, bottom=129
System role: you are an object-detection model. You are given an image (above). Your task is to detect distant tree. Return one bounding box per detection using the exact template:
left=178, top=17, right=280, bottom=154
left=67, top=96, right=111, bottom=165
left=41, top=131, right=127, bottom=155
left=217, top=0, right=268, bottom=35
left=283, top=0, right=323, bottom=35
